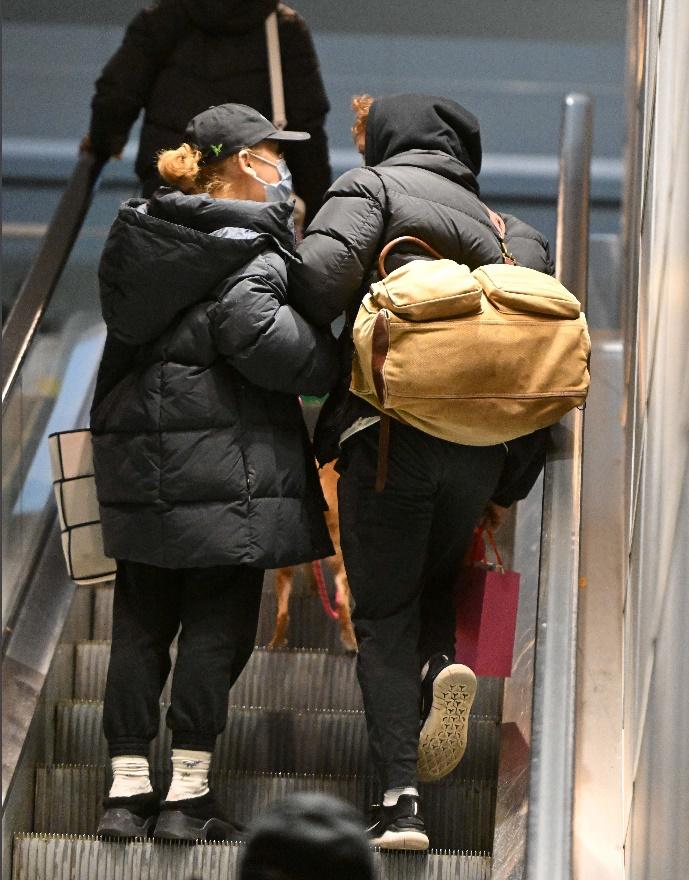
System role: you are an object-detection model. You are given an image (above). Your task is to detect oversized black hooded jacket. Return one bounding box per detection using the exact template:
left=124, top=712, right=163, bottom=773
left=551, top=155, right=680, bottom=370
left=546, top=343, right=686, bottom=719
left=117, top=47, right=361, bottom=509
left=88, top=0, right=331, bottom=225
left=289, top=94, right=553, bottom=507
left=90, top=190, right=337, bottom=570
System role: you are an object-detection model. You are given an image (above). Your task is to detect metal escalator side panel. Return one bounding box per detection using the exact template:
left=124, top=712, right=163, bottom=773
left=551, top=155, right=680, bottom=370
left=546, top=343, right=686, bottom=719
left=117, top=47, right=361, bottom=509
left=525, top=93, right=592, bottom=880
left=490, top=473, right=544, bottom=879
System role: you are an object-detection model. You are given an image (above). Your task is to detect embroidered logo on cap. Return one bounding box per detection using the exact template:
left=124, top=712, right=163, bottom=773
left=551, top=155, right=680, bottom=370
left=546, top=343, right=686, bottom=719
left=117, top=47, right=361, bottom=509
left=210, top=144, right=223, bottom=157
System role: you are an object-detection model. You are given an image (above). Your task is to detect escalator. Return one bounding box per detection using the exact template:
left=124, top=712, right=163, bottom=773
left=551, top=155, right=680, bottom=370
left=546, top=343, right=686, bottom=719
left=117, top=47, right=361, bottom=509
left=2, top=95, right=593, bottom=880
left=12, top=577, right=502, bottom=878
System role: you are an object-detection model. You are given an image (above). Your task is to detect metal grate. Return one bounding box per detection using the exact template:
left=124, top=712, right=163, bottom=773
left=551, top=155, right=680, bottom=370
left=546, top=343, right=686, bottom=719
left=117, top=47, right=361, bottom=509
left=70, top=640, right=503, bottom=718
left=13, top=834, right=492, bottom=880
left=34, top=763, right=495, bottom=851
left=54, top=701, right=499, bottom=782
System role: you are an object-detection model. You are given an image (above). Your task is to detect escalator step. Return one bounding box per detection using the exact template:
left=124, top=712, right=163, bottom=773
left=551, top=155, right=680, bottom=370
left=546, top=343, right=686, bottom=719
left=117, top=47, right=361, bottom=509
left=73, top=643, right=362, bottom=709
left=92, top=584, right=351, bottom=652
left=70, top=641, right=503, bottom=718
left=12, top=834, right=492, bottom=880
left=34, top=765, right=496, bottom=852
left=262, top=591, right=354, bottom=652
left=60, top=587, right=95, bottom=644
left=43, top=644, right=75, bottom=704
left=91, top=586, right=112, bottom=641
left=54, top=702, right=500, bottom=782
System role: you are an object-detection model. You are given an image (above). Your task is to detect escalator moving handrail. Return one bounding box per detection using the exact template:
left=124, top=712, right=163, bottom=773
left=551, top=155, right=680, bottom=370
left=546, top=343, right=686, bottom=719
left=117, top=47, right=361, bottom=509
left=2, top=152, right=106, bottom=410
left=525, top=93, right=593, bottom=880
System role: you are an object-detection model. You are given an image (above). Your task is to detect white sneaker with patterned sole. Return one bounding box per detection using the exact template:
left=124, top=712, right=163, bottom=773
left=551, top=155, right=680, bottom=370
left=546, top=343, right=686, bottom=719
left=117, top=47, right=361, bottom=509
left=366, top=795, right=430, bottom=851
left=417, top=663, right=477, bottom=782
left=371, top=828, right=430, bottom=850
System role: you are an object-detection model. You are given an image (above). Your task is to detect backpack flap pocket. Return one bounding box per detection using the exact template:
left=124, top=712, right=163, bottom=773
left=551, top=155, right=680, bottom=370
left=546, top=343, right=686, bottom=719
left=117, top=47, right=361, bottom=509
left=370, top=259, right=482, bottom=321
left=473, top=264, right=581, bottom=318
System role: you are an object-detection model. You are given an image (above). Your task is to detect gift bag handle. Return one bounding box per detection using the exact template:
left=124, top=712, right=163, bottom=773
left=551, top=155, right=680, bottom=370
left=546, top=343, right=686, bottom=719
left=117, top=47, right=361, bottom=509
left=475, top=526, right=505, bottom=573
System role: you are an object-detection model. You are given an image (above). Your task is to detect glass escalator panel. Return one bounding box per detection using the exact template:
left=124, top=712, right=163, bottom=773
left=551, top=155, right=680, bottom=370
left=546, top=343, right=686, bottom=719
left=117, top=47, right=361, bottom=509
left=2, top=182, right=64, bottom=318
left=1, top=181, right=125, bottom=629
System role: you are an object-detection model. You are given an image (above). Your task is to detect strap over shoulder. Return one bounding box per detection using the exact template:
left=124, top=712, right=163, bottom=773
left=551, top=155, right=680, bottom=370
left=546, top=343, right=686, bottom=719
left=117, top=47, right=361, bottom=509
left=265, top=12, right=286, bottom=130
left=480, top=203, right=517, bottom=265
left=377, top=236, right=444, bottom=279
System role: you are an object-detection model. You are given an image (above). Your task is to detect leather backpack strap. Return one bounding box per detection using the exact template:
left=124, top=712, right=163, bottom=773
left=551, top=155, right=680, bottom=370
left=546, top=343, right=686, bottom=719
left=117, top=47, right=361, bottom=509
left=377, top=236, right=444, bottom=279
left=373, top=237, right=443, bottom=492
left=481, top=204, right=517, bottom=265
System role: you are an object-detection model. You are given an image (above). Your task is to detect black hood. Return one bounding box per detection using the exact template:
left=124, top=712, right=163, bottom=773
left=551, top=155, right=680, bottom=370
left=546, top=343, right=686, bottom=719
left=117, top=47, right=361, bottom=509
left=147, top=188, right=294, bottom=249
left=364, top=94, right=482, bottom=176
left=180, top=0, right=278, bottom=35
left=98, top=190, right=294, bottom=345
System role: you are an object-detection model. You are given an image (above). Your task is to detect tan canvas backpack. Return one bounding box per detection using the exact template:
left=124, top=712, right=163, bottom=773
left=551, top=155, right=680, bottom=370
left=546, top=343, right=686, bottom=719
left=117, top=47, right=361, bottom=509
left=350, top=220, right=590, bottom=484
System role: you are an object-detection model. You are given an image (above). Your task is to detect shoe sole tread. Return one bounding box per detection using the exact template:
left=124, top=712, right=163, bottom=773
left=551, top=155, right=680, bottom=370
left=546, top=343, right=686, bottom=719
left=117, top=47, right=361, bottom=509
left=417, top=665, right=477, bottom=782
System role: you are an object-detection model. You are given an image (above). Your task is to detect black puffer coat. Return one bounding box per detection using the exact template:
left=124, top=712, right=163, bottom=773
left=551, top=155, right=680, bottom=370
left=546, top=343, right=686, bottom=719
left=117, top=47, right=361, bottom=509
left=91, top=190, right=337, bottom=569
left=89, top=0, right=331, bottom=225
left=289, top=94, right=554, bottom=507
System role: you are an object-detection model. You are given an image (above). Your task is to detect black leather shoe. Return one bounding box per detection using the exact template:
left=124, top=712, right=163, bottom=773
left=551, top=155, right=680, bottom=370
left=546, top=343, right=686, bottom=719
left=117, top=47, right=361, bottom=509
left=366, top=795, right=429, bottom=851
left=153, top=791, right=244, bottom=841
left=97, top=790, right=160, bottom=838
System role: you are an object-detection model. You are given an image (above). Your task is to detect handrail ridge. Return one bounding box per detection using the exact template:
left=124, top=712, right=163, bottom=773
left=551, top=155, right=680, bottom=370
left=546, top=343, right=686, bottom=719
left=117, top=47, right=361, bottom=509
left=525, top=93, right=593, bottom=880
left=2, top=153, right=105, bottom=410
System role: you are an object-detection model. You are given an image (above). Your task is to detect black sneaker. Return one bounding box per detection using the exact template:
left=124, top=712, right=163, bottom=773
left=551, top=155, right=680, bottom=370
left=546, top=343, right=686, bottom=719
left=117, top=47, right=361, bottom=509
left=417, top=653, right=477, bottom=782
left=366, top=795, right=429, bottom=851
left=97, top=790, right=160, bottom=839
left=153, top=791, right=244, bottom=842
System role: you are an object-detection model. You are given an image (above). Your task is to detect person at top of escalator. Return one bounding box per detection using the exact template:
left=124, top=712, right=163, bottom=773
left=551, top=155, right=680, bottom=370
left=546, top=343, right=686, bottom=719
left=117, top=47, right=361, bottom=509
left=288, top=93, right=552, bottom=851
left=81, top=0, right=332, bottom=227
left=90, top=103, right=337, bottom=842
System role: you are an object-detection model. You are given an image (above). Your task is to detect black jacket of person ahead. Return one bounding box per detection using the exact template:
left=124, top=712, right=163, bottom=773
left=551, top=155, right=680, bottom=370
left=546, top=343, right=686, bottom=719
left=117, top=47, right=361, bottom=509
left=88, top=0, right=331, bottom=225
left=90, top=190, right=336, bottom=570
left=289, top=94, right=553, bottom=507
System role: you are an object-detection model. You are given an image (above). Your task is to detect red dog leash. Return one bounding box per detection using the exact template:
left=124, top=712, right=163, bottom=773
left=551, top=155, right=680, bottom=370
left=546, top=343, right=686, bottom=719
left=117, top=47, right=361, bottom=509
left=312, top=560, right=340, bottom=620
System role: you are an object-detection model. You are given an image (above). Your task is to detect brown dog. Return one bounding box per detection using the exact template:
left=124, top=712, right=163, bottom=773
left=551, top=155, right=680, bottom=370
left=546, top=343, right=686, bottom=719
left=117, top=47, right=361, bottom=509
left=268, top=461, right=356, bottom=652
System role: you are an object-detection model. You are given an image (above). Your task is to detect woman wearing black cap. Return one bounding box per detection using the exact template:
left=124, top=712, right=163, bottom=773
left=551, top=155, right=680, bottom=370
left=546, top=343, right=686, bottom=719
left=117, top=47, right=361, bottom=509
left=91, top=103, right=337, bottom=842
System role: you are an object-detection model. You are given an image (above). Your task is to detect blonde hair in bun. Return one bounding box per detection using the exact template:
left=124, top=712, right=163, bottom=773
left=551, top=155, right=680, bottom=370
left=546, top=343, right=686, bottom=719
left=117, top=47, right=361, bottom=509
left=156, top=143, right=241, bottom=197
left=157, top=143, right=203, bottom=193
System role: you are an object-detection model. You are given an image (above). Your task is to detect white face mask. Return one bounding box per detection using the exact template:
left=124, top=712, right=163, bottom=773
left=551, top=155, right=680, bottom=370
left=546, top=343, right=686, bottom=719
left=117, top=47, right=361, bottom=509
left=244, top=149, right=293, bottom=202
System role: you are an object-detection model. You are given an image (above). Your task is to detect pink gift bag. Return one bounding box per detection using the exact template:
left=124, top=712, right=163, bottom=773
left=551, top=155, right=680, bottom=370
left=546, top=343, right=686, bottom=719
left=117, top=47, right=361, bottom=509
left=454, top=528, right=521, bottom=677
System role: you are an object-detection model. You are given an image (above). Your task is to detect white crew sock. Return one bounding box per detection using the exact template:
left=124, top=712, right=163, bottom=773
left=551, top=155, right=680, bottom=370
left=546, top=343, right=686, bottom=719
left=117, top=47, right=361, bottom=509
left=383, top=786, right=419, bottom=806
left=165, top=749, right=211, bottom=801
left=109, top=755, right=153, bottom=798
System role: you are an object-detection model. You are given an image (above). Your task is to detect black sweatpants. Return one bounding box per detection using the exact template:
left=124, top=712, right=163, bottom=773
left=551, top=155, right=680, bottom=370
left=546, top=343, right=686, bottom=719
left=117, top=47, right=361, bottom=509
left=337, top=421, right=506, bottom=791
left=104, top=560, right=264, bottom=757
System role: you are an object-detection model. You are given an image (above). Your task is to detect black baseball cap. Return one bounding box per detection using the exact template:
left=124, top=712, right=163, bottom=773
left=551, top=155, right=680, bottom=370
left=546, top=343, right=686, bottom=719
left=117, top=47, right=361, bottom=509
left=185, top=103, right=310, bottom=164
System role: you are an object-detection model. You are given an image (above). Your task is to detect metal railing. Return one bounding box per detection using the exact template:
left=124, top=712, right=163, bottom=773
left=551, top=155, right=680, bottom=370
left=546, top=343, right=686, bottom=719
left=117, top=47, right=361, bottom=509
left=2, top=152, right=105, bottom=409
left=2, top=151, right=105, bottom=810
left=525, top=93, right=593, bottom=879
